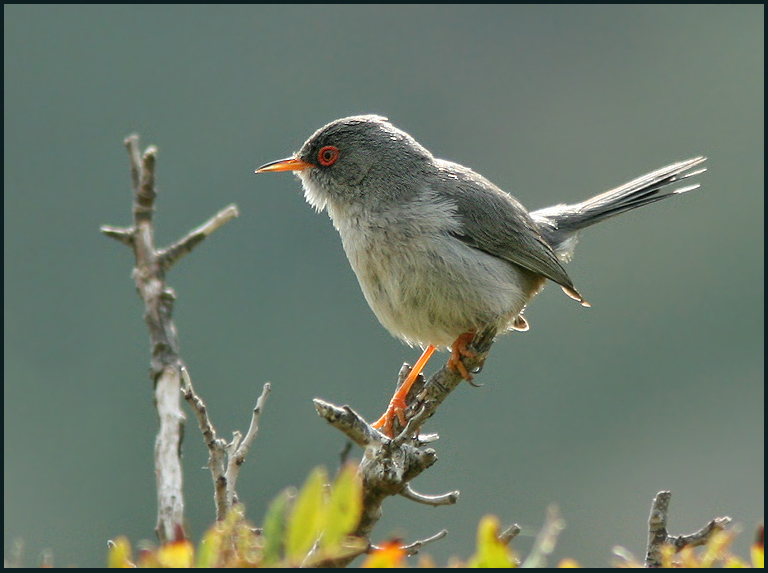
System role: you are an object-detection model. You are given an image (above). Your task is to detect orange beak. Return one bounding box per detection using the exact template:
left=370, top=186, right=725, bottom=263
left=255, top=156, right=314, bottom=174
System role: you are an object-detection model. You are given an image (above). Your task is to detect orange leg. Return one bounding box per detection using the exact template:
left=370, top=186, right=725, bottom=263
left=373, top=344, right=437, bottom=437
left=447, top=330, right=477, bottom=381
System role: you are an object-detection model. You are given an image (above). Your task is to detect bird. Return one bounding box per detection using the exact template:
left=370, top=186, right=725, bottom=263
left=256, top=115, right=705, bottom=436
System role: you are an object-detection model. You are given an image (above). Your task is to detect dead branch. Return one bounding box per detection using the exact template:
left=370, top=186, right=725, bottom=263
left=101, top=135, right=238, bottom=542
left=645, top=490, right=731, bottom=567
left=181, top=367, right=271, bottom=518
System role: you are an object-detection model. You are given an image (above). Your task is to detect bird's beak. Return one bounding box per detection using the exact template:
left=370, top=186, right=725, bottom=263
left=255, top=156, right=313, bottom=174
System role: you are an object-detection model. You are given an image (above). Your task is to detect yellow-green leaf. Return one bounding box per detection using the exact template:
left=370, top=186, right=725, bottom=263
left=467, top=515, right=516, bottom=568
left=196, top=525, right=224, bottom=568
left=321, top=463, right=363, bottom=553
left=286, top=467, right=329, bottom=565
left=107, top=536, right=133, bottom=568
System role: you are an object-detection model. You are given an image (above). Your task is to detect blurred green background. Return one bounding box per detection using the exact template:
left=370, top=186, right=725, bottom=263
left=4, top=5, right=763, bottom=567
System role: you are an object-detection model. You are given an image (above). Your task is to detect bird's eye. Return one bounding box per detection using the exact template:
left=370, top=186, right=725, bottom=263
left=318, top=145, right=339, bottom=167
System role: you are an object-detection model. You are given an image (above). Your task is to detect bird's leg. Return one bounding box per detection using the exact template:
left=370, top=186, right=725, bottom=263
left=373, top=344, right=437, bottom=437
left=447, top=330, right=477, bottom=381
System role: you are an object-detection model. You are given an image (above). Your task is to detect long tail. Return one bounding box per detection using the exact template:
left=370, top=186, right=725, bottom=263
left=531, top=157, right=707, bottom=261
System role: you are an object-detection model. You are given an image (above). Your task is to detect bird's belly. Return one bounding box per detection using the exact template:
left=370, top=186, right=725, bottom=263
left=342, top=229, right=544, bottom=348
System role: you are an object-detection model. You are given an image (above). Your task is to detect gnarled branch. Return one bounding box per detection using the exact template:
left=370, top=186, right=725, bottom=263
left=313, top=326, right=496, bottom=566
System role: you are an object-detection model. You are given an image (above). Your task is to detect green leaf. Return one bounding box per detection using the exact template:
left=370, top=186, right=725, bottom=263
left=195, top=526, right=222, bottom=568
left=285, top=466, right=329, bottom=565
left=262, top=487, right=295, bottom=566
left=321, top=463, right=363, bottom=554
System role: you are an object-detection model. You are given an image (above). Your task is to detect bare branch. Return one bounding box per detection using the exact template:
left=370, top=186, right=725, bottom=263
left=226, top=382, right=271, bottom=506
left=396, top=529, right=449, bottom=556
left=106, top=135, right=185, bottom=542
left=159, top=204, right=239, bottom=271
left=100, top=225, right=134, bottom=246
left=645, top=491, right=731, bottom=567
left=313, top=400, right=385, bottom=447
left=234, top=382, right=271, bottom=463
left=102, top=134, right=239, bottom=542
left=668, top=518, right=733, bottom=550
left=181, top=367, right=228, bottom=520
left=181, top=367, right=271, bottom=519
left=399, top=484, right=459, bottom=506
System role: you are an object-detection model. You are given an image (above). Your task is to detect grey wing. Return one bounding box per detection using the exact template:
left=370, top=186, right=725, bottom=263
left=435, top=161, right=589, bottom=306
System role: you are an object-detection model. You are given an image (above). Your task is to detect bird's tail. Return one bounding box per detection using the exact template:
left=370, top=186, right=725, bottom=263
left=531, top=156, right=707, bottom=261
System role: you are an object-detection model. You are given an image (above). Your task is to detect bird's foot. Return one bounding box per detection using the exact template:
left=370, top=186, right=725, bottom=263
left=448, top=330, right=477, bottom=381
left=372, top=397, right=408, bottom=438
left=372, top=345, right=436, bottom=437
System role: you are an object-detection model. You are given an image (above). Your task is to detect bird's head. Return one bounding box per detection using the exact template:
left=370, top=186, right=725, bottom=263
left=257, top=115, right=433, bottom=212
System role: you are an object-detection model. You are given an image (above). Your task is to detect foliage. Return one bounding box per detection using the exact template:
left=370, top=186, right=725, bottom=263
left=108, top=464, right=364, bottom=568
left=107, top=466, right=763, bottom=568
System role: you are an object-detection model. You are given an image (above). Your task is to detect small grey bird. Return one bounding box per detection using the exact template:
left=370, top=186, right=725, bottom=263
left=257, top=115, right=705, bottom=435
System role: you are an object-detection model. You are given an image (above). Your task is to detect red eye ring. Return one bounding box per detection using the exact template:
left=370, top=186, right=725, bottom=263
left=318, top=145, right=339, bottom=167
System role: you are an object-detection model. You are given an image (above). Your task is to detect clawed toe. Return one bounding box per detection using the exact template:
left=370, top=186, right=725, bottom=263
left=448, top=331, right=477, bottom=381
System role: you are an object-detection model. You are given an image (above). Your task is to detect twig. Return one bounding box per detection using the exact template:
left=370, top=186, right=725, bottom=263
left=521, top=504, right=566, bottom=568
left=400, top=529, right=448, bottom=555
left=644, top=491, right=731, bottom=568
left=180, top=367, right=228, bottom=519
left=369, top=529, right=449, bottom=557
left=100, top=226, right=134, bottom=245
left=499, top=524, right=522, bottom=544
left=399, top=484, right=459, bottom=506
left=181, top=367, right=271, bottom=520
left=225, top=382, right=271, bottom=506
left=101, top=135, right=239, bottom=542
left=313, top=401, right=383, bottom=448
left=159, top=204, right=239, bottom=272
